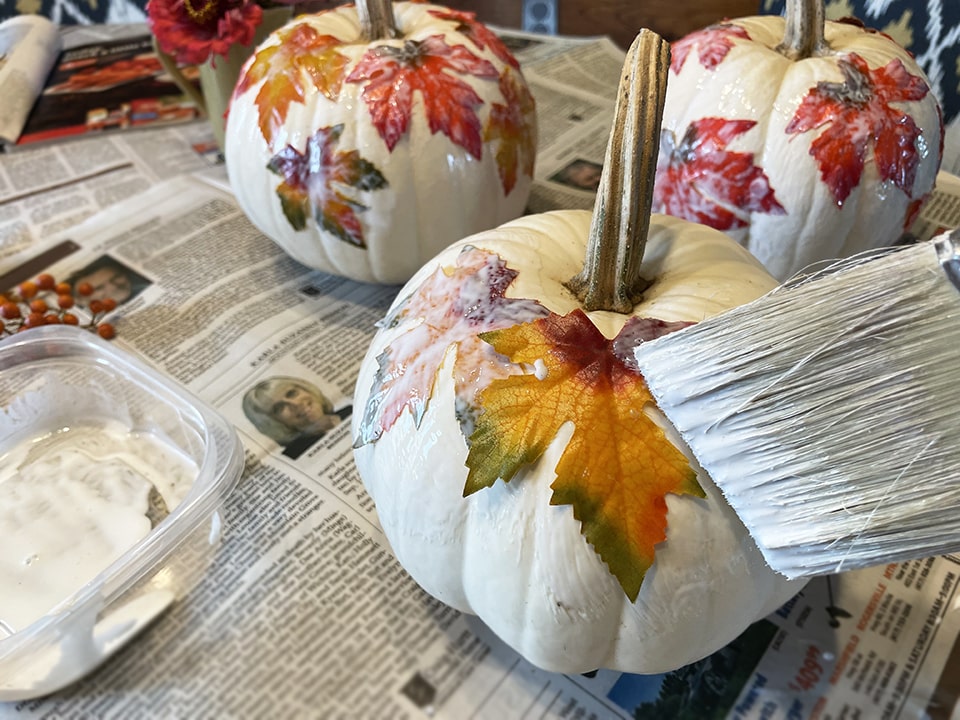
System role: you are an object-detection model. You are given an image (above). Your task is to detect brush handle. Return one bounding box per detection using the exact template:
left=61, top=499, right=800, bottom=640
left=938, top=229, right=960, bottom=292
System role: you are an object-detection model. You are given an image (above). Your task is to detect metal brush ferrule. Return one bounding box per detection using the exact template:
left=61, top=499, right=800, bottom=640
left=937, top=227, right=960, bottom=293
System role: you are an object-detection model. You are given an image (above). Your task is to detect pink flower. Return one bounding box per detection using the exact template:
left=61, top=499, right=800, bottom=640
left=147, top=0, right=263, bottom=66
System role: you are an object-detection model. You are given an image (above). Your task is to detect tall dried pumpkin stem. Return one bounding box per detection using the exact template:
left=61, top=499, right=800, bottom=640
left=778, top=0, right=825, bottom=60
left=565, top=30, right=669, bottom=313
left=357, top=0, right=398, bottom=41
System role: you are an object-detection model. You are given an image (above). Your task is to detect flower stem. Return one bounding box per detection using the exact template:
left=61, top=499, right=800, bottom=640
left=565, top=30, right=669, bottom=313
left=777, top=0, right=825, bottom=60
left=357, top=0, right=398, bottom=41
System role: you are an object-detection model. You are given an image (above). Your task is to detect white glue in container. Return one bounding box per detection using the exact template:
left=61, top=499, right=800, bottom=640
left=0, top=326, right=244, bottom=700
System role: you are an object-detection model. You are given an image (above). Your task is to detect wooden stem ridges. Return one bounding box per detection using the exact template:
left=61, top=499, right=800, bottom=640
left=777, top=0, right=825, bottom=60
left=357, top=0, right=398, bottom=40
left=565, top=29, right=670, bottom=313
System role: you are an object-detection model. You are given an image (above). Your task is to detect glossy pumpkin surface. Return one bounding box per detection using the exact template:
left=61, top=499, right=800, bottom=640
left=654, top=12, right=943, bottom=280
left=352, top=209, right=804, bottom=674
left=225, top=2, right=537, bottom=284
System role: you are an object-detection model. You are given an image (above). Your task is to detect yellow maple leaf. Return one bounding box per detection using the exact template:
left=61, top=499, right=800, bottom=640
left=466, top=309, right=702, bottom=601
left=236, top=24, right=349, bottom=146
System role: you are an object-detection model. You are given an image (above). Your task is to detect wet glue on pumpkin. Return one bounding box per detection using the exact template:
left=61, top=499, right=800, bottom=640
left=353, top=30, right=802, bottom=675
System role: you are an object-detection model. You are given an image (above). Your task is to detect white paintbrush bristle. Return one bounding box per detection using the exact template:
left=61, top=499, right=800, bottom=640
left=634, top=232, right=960, bottom=579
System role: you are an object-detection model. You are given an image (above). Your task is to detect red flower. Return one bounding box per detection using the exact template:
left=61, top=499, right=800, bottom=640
left=147, top=0, right=263, bottom=65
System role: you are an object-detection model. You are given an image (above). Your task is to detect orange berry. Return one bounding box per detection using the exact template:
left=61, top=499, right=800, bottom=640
left=18, top=281, right=38, bottom=299
left=55, top=282, right=71, bottom=295
left=1, top=302, right=21, bottom=319
left=44, top=313, right=61, bottom=324
left=29, top=299, right=48, bottom=314
left=57, top=294, right=75, bottom=309
left=36, top=274, right=55, bottom=291
left=76, top=282, right=94, bottom=297
left=97, top=323, right=116, bottom=339
left=23, top=312, right=45, bottom=328
left=89, top=299, right=104, bottom=314
left=62, top=313, right=79, bottom=325
left=102, top=298, right=117, bottom=313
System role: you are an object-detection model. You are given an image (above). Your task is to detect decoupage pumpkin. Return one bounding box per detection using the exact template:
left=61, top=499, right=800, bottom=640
left=352, top=33, right=803, bottom=674
left=653, top=0, right=943, bottom=281
left=225, top=0, right=537, bottom=284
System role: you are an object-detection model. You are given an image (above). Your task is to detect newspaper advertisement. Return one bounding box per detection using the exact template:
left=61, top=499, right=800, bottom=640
left=0, top=15, right=62, bottom=148
left=4, top=27, right=960, bottom=720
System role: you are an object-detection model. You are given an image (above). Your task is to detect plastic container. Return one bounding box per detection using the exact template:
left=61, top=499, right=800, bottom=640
left=0, top=326, right=244, bottom=700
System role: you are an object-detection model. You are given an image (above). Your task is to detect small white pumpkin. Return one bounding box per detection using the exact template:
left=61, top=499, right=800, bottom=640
left=654, top=0, right=942, bottom=280
left=225, top=0, right=537, bottom=284
left=353, top=33, right=803, bottom=674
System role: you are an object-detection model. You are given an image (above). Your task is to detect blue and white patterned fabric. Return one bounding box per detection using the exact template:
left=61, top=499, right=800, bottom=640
left=761, top=0, right=960, bottom=123
left=0, top=0, right=145, bottom=24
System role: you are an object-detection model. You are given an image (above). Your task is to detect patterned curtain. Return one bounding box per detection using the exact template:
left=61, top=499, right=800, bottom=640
left=761, top=0, right=960, bottom=123
left=0, top=0, right=146, bottom=23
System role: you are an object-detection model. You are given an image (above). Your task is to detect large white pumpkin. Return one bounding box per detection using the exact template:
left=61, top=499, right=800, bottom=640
left=352, top=210, right=805, bottom=674
left=225, top=1, right=537, bottom=284
left=654, top=0, right=942, bottom=281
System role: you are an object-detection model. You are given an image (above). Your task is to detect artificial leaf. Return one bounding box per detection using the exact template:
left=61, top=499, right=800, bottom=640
left=344, top=35, right=498, bottom=158
left=466, top=310, right=702, bottom=601
left=428, top=8, right=521, bottom=69
left=655, top=117, right=785, bottom=230
left=268, top=124, right=388, bottom=244
left=785, top=53, right=931, bottom=205
left=483, top=68, right=537, bottom=195
left=355, top=247, right=549, bottom=445
left=235, top=24, right=349, bottom=146
left=670, top=23, right=751, bottom=75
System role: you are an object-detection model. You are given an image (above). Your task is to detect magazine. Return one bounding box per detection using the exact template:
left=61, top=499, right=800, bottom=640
left=0, top=15, right=61, bottom=147
left=13, top=33, right=202, bottom=148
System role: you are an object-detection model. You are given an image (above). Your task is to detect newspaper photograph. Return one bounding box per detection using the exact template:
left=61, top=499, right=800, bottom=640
left=3, top=21, right=960, bottom=720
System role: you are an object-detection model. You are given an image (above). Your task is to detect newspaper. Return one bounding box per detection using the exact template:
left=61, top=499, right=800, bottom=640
left=0, top=121, right=220, bottom=269
left=0, top=15, right=62, bottom=147
left=3, top=28, right=960, bottom=720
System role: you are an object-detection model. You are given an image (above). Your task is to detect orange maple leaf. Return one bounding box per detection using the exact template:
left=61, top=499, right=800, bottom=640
left=467, top=310, right=702, bottom=601
left=483, top=67, right=537, bottom=195
left=235, top=24, right=349, bottom=146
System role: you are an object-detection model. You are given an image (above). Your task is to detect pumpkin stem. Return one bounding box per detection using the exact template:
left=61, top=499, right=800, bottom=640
left=357, top=0, right=398, bottom=41
left=778, top=0, right=825, bottom=60
left=565, top=30, right=669, bottom=313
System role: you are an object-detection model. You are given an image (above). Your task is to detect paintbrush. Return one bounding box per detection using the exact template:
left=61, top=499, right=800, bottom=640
left=632, top=229, right=960, bottom=579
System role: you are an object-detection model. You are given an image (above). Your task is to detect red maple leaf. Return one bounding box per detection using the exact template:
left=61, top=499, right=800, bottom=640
left=785, top=53, right=931, bottom=205
left=483, top=68, right=537, bottom=195
left=654, top=117, right=785, bottom=230
left=671, top=23, right=751, bottom=74
left=267, top=124, right=388, bottom=246
left=354, top=247, right=549, bottom=445
left=344, top=35, right=499, bottom=158
left=235, top=24, right=349, bottom=146
left=428, top=8, right=521, bottom=69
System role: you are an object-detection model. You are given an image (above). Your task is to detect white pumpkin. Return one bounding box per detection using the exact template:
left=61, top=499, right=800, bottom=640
left=353, top=210, right=804, bottom=673
left=353, top=33, right=804, bottom=674
left=654, top=0, right=942, bottom=281
left=225, top=0, right=537, bottom=284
